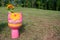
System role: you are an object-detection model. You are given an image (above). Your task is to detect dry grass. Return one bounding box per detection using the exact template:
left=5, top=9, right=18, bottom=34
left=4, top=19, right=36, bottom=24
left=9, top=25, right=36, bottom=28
left=0, top=7, right=60, bottom=40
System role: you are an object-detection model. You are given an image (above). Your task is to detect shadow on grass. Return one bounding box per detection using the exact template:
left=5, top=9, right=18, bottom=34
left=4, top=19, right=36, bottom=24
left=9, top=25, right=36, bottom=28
left=0, top=22, right=8, bottom=33
left=19, top=23, right=27, bottom=34
left=0, top=22, right=27, bottom=35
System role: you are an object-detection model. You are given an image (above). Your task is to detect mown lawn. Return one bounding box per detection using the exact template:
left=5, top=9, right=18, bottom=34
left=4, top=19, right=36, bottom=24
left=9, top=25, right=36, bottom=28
left=0, top=7, right=60, bottom=40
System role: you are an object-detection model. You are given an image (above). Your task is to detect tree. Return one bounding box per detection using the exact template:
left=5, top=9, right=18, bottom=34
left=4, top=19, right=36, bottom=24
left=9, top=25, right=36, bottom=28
left=56, top=0, right=60, bottom=10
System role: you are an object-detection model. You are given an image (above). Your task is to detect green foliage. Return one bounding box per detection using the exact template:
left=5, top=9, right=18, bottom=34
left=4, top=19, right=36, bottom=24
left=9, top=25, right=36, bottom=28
left=0, top=0, right=60, bottom=11
left=56, top=0, right=60, bottom=10
left=36, top=0, right=41, bottom=8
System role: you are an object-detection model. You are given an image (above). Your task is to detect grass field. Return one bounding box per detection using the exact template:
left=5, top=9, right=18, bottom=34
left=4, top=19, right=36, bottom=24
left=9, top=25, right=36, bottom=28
left=0, top=7, right=60, bottom=40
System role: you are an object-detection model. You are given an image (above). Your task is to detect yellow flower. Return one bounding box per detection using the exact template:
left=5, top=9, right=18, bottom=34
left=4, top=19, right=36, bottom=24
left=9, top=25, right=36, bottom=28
left=10, top=13, right=21, bottom=21
left=7, top=4, right=14, bottom=9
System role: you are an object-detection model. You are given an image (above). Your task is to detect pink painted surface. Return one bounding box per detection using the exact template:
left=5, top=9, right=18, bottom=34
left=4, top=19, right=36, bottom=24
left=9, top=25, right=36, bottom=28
left=8, top=12, right=23, bottom=38
left=11, top=29, right=19, bottom=38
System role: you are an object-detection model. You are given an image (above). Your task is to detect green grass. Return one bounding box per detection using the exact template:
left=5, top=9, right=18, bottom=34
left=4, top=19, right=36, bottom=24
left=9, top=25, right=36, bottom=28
left=0, top=7, right=60, bottom=40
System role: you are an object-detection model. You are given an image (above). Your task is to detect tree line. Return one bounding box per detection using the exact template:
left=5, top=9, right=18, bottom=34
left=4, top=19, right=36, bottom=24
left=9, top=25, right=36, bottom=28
left=0, top=0, right=60, bottom=11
